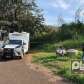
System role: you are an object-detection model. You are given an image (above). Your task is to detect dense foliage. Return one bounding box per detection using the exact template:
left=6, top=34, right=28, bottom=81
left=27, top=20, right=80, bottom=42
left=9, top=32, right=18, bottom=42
left=59, top=21, right=84, bottom=41
left=0, top=0, right=84, bottom=45
left=0, top=0, right=44, bottom=40
left=45, top=22, right=84, bottom=42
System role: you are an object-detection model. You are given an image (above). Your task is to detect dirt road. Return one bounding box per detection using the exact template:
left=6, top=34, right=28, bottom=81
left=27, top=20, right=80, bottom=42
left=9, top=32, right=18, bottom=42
left=0, top=56, right=72, bottom=84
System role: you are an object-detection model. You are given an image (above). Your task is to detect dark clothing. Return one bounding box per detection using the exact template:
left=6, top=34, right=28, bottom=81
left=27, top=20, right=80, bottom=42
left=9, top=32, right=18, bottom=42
left=82, top=47, right=84, bottom=52
left=82, top=45, right=84, bottom=63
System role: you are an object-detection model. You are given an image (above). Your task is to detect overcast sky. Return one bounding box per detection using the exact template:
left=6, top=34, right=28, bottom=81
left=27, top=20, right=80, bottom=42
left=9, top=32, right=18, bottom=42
left=36, top=0, right=84, bottom=25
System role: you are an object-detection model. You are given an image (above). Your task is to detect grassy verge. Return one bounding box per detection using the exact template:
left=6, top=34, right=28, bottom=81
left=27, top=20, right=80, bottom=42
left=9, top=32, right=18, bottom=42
left=32, top=52, right=84, bottom=84
left=32, top=39, right=84, bottom=84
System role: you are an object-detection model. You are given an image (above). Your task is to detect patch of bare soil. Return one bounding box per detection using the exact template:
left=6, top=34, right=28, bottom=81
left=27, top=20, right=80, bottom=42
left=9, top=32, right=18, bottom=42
left=24, top=54, right=32, bottom=63
left=24, top=54, right=73, bottom=84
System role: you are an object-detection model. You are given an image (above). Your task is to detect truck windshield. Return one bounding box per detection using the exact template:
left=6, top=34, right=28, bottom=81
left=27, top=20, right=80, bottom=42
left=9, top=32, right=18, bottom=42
left=9, top=40, right=22, bottom=45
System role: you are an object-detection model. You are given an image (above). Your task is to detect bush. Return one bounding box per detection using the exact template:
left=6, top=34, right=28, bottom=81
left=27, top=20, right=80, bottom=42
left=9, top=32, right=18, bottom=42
left=62, top=40, right=84, bottom=48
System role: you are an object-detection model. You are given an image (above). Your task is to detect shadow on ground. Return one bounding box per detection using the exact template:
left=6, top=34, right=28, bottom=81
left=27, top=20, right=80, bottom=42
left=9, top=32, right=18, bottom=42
left=0, top=56, right=21, bottom=62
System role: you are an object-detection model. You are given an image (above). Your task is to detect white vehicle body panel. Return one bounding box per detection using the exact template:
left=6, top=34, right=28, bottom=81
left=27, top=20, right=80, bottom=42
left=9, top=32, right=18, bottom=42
left=56, top=49, right=67, bottom=55
left=9, top=32, right=30, bottom=53
left=4, top=44, right=19, bottom=49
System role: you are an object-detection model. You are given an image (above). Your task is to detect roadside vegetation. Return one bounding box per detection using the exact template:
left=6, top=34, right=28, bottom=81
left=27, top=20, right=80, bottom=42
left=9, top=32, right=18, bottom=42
left=31, top=17, right=84, bottom=84
left=1, top=0, right=84, bottom=84
left=32, top=42, right=83, bottom=84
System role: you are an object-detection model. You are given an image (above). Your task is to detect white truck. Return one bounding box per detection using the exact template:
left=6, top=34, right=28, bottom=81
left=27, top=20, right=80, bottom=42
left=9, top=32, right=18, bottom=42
left=2, top=32, right=30, bottom=59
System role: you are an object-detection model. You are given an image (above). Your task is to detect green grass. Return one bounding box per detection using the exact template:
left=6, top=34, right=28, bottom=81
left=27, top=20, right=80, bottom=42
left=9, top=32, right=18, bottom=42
left=32, top=52, right=84, bottom=84
left=32, top=38, right=84, bottom=84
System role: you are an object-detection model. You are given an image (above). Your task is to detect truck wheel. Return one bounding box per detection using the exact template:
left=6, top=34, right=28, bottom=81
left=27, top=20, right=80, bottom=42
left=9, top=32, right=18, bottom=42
left=26, top=51, right=28, bottom=54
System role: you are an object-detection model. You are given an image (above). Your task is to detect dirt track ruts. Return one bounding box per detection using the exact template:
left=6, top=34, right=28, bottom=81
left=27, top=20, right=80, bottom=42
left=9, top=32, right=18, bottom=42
left=0, top=55, right=72, bottom=84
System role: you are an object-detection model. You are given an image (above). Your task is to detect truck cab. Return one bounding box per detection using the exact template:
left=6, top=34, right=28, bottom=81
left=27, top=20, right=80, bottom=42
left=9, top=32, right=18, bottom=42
left=3, top=32, right=30, bottom=59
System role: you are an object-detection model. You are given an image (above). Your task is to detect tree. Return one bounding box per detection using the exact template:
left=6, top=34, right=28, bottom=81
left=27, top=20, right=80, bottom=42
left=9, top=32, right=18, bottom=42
left=0, top=0, right=45, bottom=39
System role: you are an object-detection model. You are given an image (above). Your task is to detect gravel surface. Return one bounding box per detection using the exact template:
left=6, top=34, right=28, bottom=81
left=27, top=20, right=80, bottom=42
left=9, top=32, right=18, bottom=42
left=0, top=55, right=72, bottom=84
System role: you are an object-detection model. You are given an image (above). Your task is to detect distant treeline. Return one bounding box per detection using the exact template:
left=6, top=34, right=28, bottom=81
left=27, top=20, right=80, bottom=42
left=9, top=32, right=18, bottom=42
left=32, top=21, right=84, bottom=48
